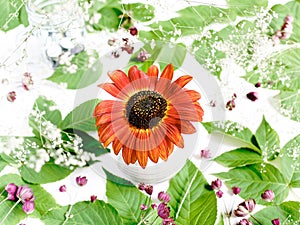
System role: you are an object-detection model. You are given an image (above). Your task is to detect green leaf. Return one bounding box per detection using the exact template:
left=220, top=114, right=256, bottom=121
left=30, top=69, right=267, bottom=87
left=0, top=156, right=7, bottom=173
left=214, top=148, right=262, bottom=167
left=0, top=196, right=27, bottom=225
left=252, top=201, right=300, bottom=225
left=216, top=163, right=289, bottom=205
left=126, top=3, right=155, bottom=22
left=168, top=160, right=217, bottom=225
left=42, top=200, right=123, bottom=225
left=19, top=163, right=72, bottom=184
left=254, top=116, right=280, bottom=160
left=74, top=130, right=109, bottom=157
left=61, top=99, right=100, bottom=131
left=202, top=121, right=260, bottom=153
left=106, top=171, right=146, bottom=224
left=279, top=134, right=300, bottom=187
left=47, top=51, right=102, bottom=89
left=0, top=0, right=28, bottom=31
left=227, top=0, right=268, bottom=16
left=149, top=5, right=235, bottom=39
left=95, top=7, right=122, bottom=30
left=104, top=169, right=134, bottom=187
left=274, top=90, right=300, bottom=123
left=269, top=1, right=300, bottom=43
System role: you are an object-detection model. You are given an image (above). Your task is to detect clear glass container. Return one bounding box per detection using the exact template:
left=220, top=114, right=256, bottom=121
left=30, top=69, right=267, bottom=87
left=26, top=0, right=85, bottom=67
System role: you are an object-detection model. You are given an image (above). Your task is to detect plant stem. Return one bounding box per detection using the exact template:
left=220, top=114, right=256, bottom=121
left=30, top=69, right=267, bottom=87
left=0, top=199, right=21, bottom=225
left=150, top=216, right=158, bottom=225
left=250, top=214, right=263, bottom=225
left=62, top=204, right=73, bottom=225
left=0, top=197, right=8, bottom=206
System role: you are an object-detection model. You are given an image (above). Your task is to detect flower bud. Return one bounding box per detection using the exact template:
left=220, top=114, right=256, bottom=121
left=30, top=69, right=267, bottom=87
left=90, top=195, right=97, bottom=203
left=76, top=176, right=88, bottom=186
left=59, top=185, right=67, bottom=192
left=271, top=218, right=280, bottom=225
left=200, top=149, right=211, bottom=158
left=22, top=201, right=35, bottom=214
left=211, top=178, right=222, bottom=190
left=232, top=186, right=241, bottom=195
left=7, top=91, right=16, bottom=102
left=145, top=184, right=153, bottom=195
left=234, top=198, right=256, bottom=217
left=157, top=203, right=170, bottom=219
left=129, top=26, right=138, bottom=36
left=158, top=191, right=171, bottom=203
left=216, top=190, right=223, bottom=198
left=16, top=186, right=35, bottom=202
left=261, top=189, right=275, bottom=202
left=140, top=204, right=148, bottom=210
left=138, top=183, right=146, bottom=191
left=238, top=218, right=254, bottom=225
left=5, top=183, right=18, bottom=201
left=246, top=92, right=258, bottom=101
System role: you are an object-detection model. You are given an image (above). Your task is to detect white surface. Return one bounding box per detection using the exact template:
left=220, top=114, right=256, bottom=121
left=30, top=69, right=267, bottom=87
left=0, top=0, right=299, bottom=224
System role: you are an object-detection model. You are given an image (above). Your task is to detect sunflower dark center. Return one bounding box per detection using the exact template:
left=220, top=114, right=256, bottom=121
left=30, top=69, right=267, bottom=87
left=126, top=90, right=167, bottom=129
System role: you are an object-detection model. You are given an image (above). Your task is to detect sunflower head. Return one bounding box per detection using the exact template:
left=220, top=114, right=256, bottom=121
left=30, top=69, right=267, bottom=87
left=94, top=64, right=204, bottom=168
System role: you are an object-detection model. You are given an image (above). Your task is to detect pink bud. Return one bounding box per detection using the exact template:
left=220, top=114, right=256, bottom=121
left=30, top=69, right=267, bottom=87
left=7, top=91, right=16, bottom=102
left=59, top=185, right=67, bottom=192
left=151, top=203, right=157, bottom=209
left=246, top=92, right=258, bottom=101
left=272, top=218, right=280, bottom=225
left=145, top=184, right=153, bottom=195
left=234, top=198, right=256, bottom=217
left=261, top=189, right=275, bottom=202
left=16, top=186, right=34, bottom=202
left=211, top=178, right=222, bottom=190
left=232, top=186, right=241, bottom=195
left=285, top=15, right=293, bottom=23
left=200, top=149, right=211, bottom=159
left=238, top=219, right=254, bottom=225
left=5, top=183, right=18, bottom=200
left=90, top=195, right=97, bottom=203
left=22, top=201, right=35, bottom=214
left=138, top=183, right=146, bottom=191
left=216, top=190, right=223, bottom=198
left=22, top=72, right=33, bottom=91
left=129, top=26, right=138, bottom=36
left=158, top=191, right=171, bottom=203
left=140, top=204, right=148, bottom=210
left=255, top=82, right=261, bottom=88
left=76, top=176, right=88, bottom=186
left=157, top=203, right=170, bottom=219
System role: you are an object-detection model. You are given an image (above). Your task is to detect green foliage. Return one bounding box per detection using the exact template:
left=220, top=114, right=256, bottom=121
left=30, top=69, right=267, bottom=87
left=61, top=99, right=99, bottom=131
left=42, top=200, right=123, bottom=225
left=0, top=0, right=28, bottom=31
left=217, top=163, right=289, bottom=205
left=106, top=171, right=146, bottom=225
left=227, top=0, right=268, bottom=16
left=252, top=201, right=300, bottom=225
left=168, top=160, right=217, bottom=225
left=47, top=51, right=102, bottom=89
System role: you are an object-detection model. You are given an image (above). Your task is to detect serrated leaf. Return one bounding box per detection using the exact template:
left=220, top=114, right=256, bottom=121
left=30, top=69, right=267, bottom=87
left=106, top=171, right=146, bottom=224
left=252, top=201, right=300, bottom=225
left=42, top=200, right=123, bottom=225
left=168, top=160, right=217, bottom=225
left=47, top=51, right=102, bottom=89
left=255, top=116, right=280, bottom=160
left=19, top=163, right=72, bottom=184
left=61, top=99, right=100, bottom=131
left=126, top=3, right=154, bottom=22
left=279, top=134, right=300, bottom=187
left=104, top=169, right=134, bottom=187
left=227, top=0, right=268, bottom=16
left=216, top=163, right=289, bottom=205
left=149, top=5, right=235, bottom=39
left=202, top=121, right=260, bottom=153
left=0, top=0, right=28, bottom=31
left=214, top=148, right=262, bottom=167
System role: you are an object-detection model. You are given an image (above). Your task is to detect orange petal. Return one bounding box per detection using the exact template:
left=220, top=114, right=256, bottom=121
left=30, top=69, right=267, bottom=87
left=147, top=65, right=159, bottom=77
left=122, top=147, right=133, bottom=165
left=180, top=120, right=196, bottom=134
left=159, top=141, right=169, bottom=160
left=194, top=102, right=204, bottom=122
left=108, top=70, right=130, bottom=90
left=165, top=123, right=184, bottom=148
left=94, top=100, right=114, bottom=117
left=98, top=123, right=115, bottom=147
left=136, top=151, right=148, bottom=168
left=148, top=148, right=159, bottom=163
left=160, top=64, right=174, bottom=80
left=174, top=75, right=193, bottom=88
left=128, top=65, right=141, bottom=81
left=112, top=139, right=122, bottom=155
left=131, top=150, right=137, bottom=164
left=167, top=141, right=174, bottom=156
left=167, top=105, right=200, bottom=122
left=98, top=83, right=127, bottom=99
left=185, top=90, right=201, bottom=102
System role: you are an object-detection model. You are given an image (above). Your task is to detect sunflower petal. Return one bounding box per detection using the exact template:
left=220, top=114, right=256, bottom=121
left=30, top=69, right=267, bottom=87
left=122, top=147, right=133, bottom=165
left=160, top=64, right=174, bottom=80
left=98, top=83, right=127, bottom=99
left=128, top=65, right=141, bottom=81
left=174, top=75, right=193, bottom=87
left=180, top=120, right=196, bottom=134
left=108, top=70, right=130, bottom=90
left=148, top=148, right=159, bottom=163
left=165, top=123, right=184, bottom=148
left=94, top=100, right=114, bottom=117
left=159, top=140, right=169, bottom=160
left=185, top=90, right=201, bottom=101
left=136, top=151, right=148, bottom=168
left=147, top=65, right=159, bottom=77
left=112, top=139, right=122, bottom=155
left=131, top=150, right=137, bottom=164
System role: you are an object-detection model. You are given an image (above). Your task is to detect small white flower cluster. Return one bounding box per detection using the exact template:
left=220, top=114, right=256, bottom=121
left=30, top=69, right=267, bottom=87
left=213, top=121, right=246, bottom=135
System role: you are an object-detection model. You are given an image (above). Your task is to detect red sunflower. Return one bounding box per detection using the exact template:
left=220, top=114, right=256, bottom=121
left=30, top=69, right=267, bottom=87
left=94, top=64, right=204, bottom=168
